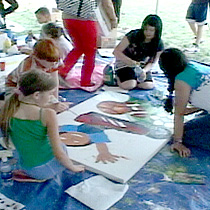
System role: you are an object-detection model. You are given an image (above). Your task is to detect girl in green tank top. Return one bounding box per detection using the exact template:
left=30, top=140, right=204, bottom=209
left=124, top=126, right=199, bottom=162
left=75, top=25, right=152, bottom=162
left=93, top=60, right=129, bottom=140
left=0, top=70, right=84, bottom=180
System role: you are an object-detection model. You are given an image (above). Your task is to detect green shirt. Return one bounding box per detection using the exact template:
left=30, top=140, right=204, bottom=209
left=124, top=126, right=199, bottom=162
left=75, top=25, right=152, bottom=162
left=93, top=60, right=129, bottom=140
left=9, top=117, right=54, bottom=169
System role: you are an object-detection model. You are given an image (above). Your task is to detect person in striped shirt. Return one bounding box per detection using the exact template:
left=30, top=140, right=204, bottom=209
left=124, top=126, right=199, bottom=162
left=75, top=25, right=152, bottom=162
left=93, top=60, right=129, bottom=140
left=56, top=0, right=117, bottom=87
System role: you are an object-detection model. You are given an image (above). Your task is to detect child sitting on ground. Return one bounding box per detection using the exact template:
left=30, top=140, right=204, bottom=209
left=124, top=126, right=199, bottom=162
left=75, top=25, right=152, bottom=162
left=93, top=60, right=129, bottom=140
left=113, top=14, right=164, bottom=90
left=0, top=70, right=84, bottom=180
left=42, top=22, right=73, bottom=60
left=6, top=38, right=70, bottom=113
left=20, top=7, right=52, bottom=54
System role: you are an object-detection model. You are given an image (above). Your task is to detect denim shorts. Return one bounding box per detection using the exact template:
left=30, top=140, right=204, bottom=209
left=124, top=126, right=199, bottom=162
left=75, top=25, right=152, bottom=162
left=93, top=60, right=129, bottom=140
left=18, top=144, right=68, bottom=180
left=186, top=2, right=208, bottom=24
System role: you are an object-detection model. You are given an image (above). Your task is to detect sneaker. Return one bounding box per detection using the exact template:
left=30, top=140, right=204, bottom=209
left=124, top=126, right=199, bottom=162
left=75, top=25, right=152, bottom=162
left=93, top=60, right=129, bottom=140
left=183, top=43, right=200, bottom=53
left=194, top=37, right=204, bottom=44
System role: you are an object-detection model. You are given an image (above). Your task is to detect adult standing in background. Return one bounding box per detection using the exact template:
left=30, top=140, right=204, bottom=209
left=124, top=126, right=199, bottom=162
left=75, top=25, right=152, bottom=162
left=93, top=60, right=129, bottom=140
left=112, top=0, right=122, bottom=23
left=185, top=0, right=209, bottom=53
left=56, top=0, right=117, bottom=87
left=0, top=0, right=18, bottom=28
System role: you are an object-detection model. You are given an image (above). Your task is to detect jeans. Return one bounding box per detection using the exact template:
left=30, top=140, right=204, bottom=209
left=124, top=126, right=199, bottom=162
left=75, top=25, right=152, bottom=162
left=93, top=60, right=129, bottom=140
left=17, top=144, right=68, bottom=180
left=183, top=113, right=210, bottom=151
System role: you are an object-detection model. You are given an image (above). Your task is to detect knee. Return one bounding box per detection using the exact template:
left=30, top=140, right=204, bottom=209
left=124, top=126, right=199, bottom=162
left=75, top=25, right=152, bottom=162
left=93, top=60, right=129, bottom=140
left=137, top=81, right=154, bottom=90
left=117, top=79, right=137, bottom=90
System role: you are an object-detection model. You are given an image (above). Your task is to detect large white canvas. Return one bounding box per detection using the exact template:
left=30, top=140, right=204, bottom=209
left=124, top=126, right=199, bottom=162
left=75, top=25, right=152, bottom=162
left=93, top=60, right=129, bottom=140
left=58, top=91, right=169, bottom=183
left=66, top=129, right=167, bottom=183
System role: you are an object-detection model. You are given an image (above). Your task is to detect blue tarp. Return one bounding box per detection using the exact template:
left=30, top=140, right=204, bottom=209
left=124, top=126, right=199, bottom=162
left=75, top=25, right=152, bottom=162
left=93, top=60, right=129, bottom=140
left=1, top=67, right=210, bottom=210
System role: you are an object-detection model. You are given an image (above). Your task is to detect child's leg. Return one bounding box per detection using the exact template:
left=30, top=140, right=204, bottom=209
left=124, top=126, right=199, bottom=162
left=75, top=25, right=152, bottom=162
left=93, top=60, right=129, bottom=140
left=188, top=21, right=197, bottom=37
left=195, top=23, right=205, bottom=45
left=137, top=71, right=154, bottom=90
left=116, top=67, right=137, bottom=90
left=193, top=2, right=208, bottom=45
left=22, top=144, right=68, bottom=180
left=186, top=2, right=196, bottom=36
left=61, top=19, right=97, bottom=85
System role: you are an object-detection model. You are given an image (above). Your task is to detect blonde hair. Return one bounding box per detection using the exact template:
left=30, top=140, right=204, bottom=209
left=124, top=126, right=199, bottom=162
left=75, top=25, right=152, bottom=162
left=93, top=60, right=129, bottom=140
left=0, top=69, right=56, bottom=147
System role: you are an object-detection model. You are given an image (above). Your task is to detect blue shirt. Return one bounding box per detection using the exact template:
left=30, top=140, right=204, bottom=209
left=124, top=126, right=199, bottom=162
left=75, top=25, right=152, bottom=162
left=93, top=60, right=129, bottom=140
left=176, top=61, right=210, bottom=90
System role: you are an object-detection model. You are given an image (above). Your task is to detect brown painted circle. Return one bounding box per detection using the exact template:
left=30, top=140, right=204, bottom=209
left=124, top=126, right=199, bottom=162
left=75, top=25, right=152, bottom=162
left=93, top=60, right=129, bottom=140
left=60, top=132, right=90, bottom=146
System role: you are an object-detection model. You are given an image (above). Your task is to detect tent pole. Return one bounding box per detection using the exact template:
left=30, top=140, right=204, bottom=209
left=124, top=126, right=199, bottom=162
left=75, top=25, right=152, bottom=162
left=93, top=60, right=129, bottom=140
left=155, top=0, right=159, bottom=14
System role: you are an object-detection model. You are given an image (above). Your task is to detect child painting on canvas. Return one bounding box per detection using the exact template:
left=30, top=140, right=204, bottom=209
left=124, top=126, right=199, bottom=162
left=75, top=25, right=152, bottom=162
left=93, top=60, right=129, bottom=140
left=0, top=70, right=84, bottom=180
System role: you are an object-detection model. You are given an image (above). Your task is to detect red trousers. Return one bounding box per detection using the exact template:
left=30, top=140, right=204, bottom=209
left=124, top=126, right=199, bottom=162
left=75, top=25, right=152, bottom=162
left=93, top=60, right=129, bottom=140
left=61, top=19, right=98, bottom=84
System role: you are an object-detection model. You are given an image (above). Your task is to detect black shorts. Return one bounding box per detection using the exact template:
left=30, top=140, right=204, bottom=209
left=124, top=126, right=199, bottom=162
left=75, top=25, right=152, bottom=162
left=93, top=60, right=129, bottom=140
left=116, top=67, right=136, bottom=82
left=116, top=67, right=153, bottom=83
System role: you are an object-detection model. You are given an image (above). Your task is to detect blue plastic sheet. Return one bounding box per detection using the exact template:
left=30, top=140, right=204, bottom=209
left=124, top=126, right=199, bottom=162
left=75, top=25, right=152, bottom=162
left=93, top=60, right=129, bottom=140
left=1, top=81, right=210, bottom=209
left=1, top=144, right=210, bottom=209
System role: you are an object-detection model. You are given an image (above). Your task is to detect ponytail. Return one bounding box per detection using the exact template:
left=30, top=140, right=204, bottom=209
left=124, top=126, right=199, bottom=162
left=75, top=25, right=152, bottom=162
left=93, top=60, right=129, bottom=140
left=0, top=69, right=56, bottom=148
left=164, top=93, right=174, bottom=114
left=0, top=92, right=20, bottom=147
left=163, top=77, right=174, bottom=114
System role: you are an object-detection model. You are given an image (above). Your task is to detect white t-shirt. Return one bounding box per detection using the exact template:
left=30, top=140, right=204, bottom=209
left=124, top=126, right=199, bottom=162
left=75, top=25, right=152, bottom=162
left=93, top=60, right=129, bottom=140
left=56, top=35, right=73, bottom=59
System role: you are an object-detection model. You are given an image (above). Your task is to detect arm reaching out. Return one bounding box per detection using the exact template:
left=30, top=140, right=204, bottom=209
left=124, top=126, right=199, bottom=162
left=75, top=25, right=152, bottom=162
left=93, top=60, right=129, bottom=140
left=45, top=108, right=85, bottom=172
left=172, top=80, right=192, bottom=157
left=143, top=51, right=162, bottom=73
left=113, top=36, right=137, bottom=67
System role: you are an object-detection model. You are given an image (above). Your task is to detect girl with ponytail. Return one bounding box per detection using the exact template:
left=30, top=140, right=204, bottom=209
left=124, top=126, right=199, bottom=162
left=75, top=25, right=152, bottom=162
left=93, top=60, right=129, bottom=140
left=0, top=70, right=84, bottom=180
left=159, top=48, right=210, bottom=157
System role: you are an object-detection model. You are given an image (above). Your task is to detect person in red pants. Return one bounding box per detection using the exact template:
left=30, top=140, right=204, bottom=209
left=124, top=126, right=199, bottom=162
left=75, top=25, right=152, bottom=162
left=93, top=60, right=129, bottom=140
left=62, top=19, right=98, bottom=87
left=56, top=0, right=117, bottom=87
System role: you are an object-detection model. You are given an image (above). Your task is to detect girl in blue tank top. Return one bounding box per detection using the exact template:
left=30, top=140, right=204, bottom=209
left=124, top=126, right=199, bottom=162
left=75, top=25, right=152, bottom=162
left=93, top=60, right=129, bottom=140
left=159, top=48, right=210, bottom=157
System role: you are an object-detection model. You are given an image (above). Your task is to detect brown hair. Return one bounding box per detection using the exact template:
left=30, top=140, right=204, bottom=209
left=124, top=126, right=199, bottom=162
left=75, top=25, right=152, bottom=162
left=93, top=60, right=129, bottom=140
left=42, top=23, right=63, bottom=39
left=35, top=7, right=50, bottom=15
left=33, top=38, right=60, bottom=62
left=0, top=69, right=56, bottom=147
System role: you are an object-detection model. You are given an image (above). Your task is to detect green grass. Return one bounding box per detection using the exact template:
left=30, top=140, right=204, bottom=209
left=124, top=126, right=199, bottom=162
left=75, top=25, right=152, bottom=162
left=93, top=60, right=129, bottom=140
left=6, top=0, right=210, bottom=63
left=118, top=0, right=210, bottom=63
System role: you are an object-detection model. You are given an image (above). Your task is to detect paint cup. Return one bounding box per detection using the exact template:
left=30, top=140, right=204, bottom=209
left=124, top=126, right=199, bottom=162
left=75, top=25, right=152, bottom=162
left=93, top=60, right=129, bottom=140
left=0, top=62, right=5, bottom=71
